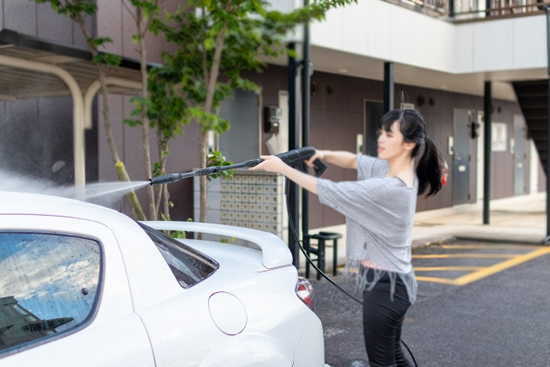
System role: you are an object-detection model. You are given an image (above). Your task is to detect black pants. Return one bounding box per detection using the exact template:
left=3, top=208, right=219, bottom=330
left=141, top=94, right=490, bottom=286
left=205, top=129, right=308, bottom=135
left=362, top=269, right=414, bottom=367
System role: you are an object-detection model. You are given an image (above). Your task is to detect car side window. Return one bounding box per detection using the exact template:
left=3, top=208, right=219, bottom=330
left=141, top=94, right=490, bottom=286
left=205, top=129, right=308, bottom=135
left=138, top=223, right=218, bottom=289
left=0, top=232, right=101, bottom=354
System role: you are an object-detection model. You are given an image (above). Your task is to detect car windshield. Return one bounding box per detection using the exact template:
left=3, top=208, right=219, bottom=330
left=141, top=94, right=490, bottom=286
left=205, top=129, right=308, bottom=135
left=138, top=223, right=218, bottom=289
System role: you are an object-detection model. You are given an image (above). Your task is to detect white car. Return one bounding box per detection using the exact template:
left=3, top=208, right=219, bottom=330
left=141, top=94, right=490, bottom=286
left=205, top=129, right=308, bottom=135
left=0, top=192, right=324, bottom=366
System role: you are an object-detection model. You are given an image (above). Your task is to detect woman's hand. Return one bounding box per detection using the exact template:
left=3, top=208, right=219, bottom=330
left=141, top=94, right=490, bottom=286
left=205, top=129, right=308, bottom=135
left=249, top=155, right=287, bottom=173
left=305, top=150, right=327, bottom=168
left=249, top=154, right=319, bottom=194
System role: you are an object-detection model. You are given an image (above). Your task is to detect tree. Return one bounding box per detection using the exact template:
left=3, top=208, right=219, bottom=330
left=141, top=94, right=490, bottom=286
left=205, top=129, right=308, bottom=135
left=35, top=0, right=147, bottom=220
left=122, top=0, right=164, bottom=220
left=150, top=0, right=356, bottom=227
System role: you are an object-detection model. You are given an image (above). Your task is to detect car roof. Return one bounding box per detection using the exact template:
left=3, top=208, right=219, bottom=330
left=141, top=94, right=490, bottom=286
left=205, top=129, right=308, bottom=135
left=0, top=191, right=125, bottom=223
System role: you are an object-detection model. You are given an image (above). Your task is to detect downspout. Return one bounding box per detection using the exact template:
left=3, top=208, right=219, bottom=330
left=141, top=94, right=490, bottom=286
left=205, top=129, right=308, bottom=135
left=0, top=54, right=85, bottom=186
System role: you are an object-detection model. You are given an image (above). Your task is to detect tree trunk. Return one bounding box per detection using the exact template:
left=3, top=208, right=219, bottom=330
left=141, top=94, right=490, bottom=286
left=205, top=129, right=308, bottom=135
left=137, top=30, right=158, bottom=220
left=74, top=12, right=146, bottom=220
left=116, top=161, right=146, bottom=220
left=198, top=129, right=208, bottom=239
left=155, top=134, right=171, bottom=219
left=198, top=17, right=229, bottom=233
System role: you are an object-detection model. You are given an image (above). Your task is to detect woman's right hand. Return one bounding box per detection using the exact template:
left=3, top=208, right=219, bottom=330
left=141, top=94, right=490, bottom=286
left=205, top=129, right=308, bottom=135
left=306, top=150, right=328, bottom=168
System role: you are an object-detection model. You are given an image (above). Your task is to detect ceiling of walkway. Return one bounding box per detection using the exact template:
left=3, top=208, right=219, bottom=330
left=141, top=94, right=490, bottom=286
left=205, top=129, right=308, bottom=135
left=265, top=46, right=548, bottom=102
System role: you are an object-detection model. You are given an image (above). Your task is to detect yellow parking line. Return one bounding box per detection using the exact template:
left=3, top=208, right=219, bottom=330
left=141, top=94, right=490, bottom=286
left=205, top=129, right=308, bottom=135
left=413, top=253, right=516, bottom=259
left=452, top=246, right=550, bottom=286
left=414, top=266, right=485, bottom=272
left=415, top=246, right=550, bottom=286
left=440, top=244, right=540, bottom=250
left=415, top=276, right=458, bottom=285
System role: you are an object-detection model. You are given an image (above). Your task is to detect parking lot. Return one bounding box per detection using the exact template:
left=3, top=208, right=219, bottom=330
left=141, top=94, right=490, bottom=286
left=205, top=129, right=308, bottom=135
left=313, top=239, right=550, bottom=367
left=413, top=241, right=550, bottom=286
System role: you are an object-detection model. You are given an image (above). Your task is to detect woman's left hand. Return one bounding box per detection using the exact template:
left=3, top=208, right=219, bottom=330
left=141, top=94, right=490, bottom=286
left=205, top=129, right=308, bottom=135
left=249, top=155, right=287, bottom=173
left=250, top=155, right=319, bottom=194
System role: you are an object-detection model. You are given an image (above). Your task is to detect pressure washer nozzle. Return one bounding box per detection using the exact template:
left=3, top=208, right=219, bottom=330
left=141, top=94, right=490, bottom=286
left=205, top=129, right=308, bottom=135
left=150, top=174, right=179, bottom=185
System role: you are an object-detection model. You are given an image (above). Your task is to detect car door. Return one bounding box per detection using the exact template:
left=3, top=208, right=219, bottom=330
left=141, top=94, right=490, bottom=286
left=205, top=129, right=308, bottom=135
left=0, top=215, right=155, bottom=367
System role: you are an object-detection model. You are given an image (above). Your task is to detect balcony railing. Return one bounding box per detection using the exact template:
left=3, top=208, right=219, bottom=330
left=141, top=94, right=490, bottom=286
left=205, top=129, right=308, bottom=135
left=385, top=0, right=550, bottom=19
left=455, top=0, right=550, bottom=19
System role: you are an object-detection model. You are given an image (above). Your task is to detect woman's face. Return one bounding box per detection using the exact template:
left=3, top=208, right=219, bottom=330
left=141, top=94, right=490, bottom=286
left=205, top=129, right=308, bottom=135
left=377, top=121, right=411, bottom=160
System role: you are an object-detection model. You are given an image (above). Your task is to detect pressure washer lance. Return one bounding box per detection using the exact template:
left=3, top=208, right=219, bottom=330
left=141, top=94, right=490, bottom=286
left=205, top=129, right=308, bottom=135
left=149, top=146, right=327, bottom=186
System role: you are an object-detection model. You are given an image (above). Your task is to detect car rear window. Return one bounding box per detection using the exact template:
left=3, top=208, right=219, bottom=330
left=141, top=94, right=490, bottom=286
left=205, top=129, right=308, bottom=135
left=138, top=223, right=218, bottom=288
left=0, top=232, right=101, bottom=355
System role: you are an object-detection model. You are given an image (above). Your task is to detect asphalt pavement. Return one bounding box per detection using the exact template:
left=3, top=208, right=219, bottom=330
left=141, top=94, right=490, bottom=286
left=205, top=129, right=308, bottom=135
left=304, top=192, right=550, bottom=367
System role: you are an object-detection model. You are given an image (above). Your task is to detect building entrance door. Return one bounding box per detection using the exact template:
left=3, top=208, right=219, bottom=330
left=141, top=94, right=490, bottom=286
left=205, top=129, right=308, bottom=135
left=453, top=109, right=471, bottom=205
left=513, top=114, right=526, bottom=196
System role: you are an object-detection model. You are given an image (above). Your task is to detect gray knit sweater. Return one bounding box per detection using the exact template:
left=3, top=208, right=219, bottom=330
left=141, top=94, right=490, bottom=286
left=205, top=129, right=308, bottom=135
left=316, top=154, right=418, bottom=303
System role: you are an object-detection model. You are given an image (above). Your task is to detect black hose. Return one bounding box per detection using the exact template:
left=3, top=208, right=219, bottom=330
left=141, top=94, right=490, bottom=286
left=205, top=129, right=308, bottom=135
left=284, top=178, right=418, bottom=367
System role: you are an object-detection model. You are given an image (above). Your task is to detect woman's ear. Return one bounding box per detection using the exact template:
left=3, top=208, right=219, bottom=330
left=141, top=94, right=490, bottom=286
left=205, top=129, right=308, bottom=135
left=404, top=141, right=416, bottom=152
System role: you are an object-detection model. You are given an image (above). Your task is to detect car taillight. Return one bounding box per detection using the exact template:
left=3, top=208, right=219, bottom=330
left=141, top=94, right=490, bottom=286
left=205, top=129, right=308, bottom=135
left=295, top=277, right=315, bottom=311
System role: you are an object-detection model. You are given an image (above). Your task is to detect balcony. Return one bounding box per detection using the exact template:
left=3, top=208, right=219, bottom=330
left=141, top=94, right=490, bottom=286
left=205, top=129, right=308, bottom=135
left=384, top=0, right=550, bottom=20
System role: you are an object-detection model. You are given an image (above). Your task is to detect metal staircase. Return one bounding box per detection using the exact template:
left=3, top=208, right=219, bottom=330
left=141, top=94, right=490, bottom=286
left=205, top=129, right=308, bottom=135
left=512, top=80, right=548, bottom=175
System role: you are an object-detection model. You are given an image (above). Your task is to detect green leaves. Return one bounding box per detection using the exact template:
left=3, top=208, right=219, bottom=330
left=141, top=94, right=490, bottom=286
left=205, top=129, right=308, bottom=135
left=206, top=150, right=233, bottom=181
left=131, top=0, right=161, bottom=17
left=92, top=53, right=122, bottom=67
left=88, top=36, right=113, bottom=48
left=145, top=0, right=355, bottom=181
left=35, top=0, right=97, bottom=18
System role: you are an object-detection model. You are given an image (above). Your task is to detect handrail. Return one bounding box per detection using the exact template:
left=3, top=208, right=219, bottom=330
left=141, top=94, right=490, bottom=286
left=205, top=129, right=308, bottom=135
left=454, top=1, right=550, bottom=18
left=384, top=0, right=550, bottom=19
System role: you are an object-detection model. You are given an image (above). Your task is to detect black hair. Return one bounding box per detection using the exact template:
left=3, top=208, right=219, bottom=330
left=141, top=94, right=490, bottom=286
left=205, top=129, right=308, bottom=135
left=379, top=109, right=443, bottom=197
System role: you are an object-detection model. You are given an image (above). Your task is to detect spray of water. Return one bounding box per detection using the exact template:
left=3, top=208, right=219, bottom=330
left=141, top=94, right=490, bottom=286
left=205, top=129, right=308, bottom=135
left=0, top=169, right=149, bottom=207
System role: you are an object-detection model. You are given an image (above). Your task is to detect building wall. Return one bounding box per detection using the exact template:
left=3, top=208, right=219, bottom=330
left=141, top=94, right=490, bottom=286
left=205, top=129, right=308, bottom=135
left=246, top=65, right=531, bottom=229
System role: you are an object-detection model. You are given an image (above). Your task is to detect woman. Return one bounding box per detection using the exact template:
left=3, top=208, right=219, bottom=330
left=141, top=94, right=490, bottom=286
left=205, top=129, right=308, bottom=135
left=251, top=109, right=443, bottom=367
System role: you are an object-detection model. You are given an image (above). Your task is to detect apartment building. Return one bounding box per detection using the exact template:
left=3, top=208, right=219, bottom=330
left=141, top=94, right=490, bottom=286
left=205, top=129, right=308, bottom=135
left=0, top=0, right=546, bottom=231
left=237, top=0, right=548, bottom=229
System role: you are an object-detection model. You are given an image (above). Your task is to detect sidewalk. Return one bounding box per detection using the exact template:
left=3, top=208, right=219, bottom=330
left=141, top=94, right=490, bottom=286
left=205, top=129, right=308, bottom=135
left=300, top=192, right=548, bottom=275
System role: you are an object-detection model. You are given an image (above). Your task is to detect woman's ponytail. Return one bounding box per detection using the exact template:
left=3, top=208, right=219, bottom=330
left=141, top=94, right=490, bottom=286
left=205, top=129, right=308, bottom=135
left=416, top=137, right=443, bottom=197
left=380, top=109, right=444, bottom=197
